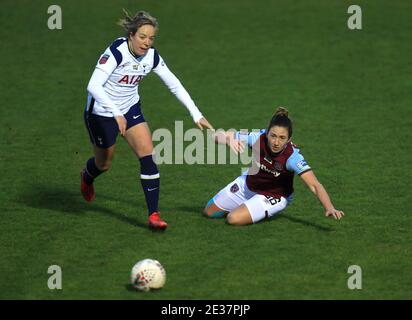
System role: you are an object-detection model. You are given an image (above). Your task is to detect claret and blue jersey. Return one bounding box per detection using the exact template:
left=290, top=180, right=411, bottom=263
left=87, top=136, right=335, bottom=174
left=235, top=129, right=312, bottom=199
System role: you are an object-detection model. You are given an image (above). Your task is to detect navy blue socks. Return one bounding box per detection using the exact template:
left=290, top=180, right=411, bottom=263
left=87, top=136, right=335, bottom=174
left=82, top=155, right=160, bottom=215
left=139, top=155, right=160, bottom=215
left=83, top=157, right=103, bottom=185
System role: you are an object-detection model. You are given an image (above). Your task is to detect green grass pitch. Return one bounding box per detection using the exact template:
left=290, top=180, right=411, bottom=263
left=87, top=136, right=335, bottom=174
left=0, top=0, right=411, bottom=299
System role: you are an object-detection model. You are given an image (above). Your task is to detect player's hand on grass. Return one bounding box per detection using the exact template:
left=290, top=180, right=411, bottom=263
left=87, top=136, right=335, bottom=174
left=196, top=117, right=214, bottom=131
left=115, top=115, right=127, bottom=136
left=325, top=208, right=345, bottom=220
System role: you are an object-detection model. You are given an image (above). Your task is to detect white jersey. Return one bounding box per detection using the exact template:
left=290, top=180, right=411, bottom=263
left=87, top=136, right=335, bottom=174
left=86, top=37, right=203, bottom=122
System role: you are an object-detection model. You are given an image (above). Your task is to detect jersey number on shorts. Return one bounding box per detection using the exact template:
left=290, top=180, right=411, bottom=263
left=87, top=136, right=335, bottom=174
left=265, top=196, right=280, bottom=206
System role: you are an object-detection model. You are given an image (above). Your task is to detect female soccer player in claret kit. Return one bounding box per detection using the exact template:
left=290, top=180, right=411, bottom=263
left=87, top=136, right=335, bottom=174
left=204, top=107, right=344, bottom=225
left=81, top=11, right=214, bottom=229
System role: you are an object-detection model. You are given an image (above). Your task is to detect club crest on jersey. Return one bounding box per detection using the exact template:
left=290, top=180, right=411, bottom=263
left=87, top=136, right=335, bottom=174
left=99, top=54, right=110, bottom=64
left=230, top=183, right=239, bottom=193
left=274, top=161, right=283, bottom=171
left=142, top=63, right=149, bottom=73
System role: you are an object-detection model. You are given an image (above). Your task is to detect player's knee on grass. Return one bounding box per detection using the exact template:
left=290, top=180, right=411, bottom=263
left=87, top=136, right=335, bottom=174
left=226, top=208, right=253, bottom=226
left=226, top=212, right=242, bottom=225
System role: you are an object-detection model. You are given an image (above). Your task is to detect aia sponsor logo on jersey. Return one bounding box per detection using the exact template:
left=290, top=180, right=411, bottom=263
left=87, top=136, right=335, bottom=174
left=230, top=183, right=239, bottom=193
left=99, top=54, right=110, bottom=64
left=118, top=75, right=144, bottom=85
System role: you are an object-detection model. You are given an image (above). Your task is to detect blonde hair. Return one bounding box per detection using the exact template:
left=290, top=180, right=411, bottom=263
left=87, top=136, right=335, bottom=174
left=118, top=10, right=158, bottom=36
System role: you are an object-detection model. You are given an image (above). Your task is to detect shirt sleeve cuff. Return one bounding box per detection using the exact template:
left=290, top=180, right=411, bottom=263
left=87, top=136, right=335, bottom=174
left=191, top=110, right=203, bottom=123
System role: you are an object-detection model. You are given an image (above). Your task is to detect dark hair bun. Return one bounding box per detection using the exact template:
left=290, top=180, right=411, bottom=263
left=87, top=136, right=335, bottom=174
left=274, top=106, right=289, bottom=118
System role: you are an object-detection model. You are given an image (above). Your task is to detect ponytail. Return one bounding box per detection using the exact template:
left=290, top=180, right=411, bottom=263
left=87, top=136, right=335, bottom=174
left=267, top=106, right=293, bottom=138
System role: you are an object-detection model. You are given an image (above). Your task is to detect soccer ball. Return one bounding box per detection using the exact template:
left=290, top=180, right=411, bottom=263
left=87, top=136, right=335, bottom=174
left=130, top=259, right=166, bottom=291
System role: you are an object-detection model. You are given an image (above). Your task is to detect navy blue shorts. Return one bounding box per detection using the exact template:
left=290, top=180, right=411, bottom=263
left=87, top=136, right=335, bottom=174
left=84, top=101, right=146, bottom=148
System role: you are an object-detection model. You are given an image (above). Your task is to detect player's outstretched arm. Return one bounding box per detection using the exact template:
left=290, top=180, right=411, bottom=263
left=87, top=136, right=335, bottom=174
left=299, top=170, right=345, bottom=220
left=152, top=56, right=215, bottom=129
left=196, top=117, right=214, bottom=131
left=211, top=130, right=245, bottom=154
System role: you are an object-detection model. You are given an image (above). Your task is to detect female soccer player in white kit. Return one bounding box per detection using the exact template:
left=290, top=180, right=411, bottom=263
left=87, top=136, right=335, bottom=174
left=81, top=11, right=214, bottom=230
left=204, top=107, right=344, bottom=225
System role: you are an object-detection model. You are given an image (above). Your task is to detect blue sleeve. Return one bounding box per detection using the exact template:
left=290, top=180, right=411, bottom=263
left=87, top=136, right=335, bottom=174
left=286, top=147, right=311, bottom=175
left=152, top=48, right=160, bottom=69
left=235, top=129, right=266, bottom=147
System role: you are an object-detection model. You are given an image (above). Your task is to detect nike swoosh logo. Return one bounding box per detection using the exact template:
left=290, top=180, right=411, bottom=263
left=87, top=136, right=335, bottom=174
left=148, top=187, right=158, bottom=192
left=133, top=115, right=141, bottom=119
